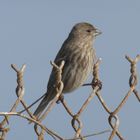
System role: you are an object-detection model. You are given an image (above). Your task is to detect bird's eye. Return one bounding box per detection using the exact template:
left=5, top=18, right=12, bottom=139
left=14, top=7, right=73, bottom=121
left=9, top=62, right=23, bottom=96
left=86, top=29, right=91, bottom=33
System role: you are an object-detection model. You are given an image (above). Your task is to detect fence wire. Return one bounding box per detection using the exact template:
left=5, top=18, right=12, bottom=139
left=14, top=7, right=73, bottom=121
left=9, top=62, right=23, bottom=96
left=0, top=54, right=140, bottom=140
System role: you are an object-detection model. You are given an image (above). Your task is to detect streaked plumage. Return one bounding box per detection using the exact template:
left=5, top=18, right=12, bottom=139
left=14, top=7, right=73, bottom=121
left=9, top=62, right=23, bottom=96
left=33, top=22, right=101, bottom=119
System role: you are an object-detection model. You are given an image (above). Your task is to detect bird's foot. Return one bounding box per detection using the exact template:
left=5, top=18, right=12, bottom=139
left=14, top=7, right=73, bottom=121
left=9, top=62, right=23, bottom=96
left=92, top=79, right=102, bottom=90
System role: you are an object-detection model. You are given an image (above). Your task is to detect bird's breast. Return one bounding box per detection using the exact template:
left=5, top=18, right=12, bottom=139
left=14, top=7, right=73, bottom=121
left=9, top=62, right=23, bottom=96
left=62, top=45, right=94, bottom=93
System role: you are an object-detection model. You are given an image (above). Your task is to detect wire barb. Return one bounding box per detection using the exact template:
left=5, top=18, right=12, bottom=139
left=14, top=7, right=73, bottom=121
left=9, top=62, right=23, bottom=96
left=0, top=55, right=140, bottom=140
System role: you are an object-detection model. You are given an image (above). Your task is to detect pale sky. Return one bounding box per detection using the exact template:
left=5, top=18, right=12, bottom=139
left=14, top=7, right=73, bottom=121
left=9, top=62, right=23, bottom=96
left=0, top=1, right=140, bottom=140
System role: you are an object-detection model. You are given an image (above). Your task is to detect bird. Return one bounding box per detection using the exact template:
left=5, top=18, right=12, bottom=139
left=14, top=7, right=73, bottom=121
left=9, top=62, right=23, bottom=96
left=33, top=22, right=101, bottom=120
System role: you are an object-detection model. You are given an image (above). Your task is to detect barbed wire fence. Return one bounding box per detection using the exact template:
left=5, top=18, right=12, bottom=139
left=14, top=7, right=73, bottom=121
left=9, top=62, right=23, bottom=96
left=0, top=54, right=140, bottom=140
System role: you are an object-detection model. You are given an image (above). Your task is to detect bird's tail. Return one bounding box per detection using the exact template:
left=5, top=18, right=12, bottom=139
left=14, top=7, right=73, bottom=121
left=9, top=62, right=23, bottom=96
left=33, top=92, right=53, bottom=119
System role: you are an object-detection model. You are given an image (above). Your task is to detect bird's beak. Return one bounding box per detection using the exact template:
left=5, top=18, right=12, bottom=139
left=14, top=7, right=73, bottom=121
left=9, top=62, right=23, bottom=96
left=95, top=28, right=102, bottom=36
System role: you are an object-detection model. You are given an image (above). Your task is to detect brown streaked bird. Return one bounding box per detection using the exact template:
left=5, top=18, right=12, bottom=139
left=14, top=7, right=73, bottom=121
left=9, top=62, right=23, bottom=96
left=33, top=22, right=101, bottom=119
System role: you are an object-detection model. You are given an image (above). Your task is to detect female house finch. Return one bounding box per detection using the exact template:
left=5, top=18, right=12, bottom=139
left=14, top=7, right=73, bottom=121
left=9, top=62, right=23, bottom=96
left=33, top=22, right=101, bottom=119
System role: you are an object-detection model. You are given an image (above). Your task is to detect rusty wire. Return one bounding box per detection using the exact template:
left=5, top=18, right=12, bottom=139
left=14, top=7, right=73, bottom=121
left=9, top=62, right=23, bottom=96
left=0, top=55, right=140, bottom=140
left=0, top=64, right=34, bottom=140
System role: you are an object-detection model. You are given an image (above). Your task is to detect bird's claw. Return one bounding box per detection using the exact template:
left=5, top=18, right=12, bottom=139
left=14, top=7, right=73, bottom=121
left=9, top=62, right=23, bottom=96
left=92, top=79, right=102, bottom=90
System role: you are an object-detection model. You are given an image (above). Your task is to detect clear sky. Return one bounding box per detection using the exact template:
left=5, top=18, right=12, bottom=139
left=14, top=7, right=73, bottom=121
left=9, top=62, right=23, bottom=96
left=0, top=0, right=140, bottom=140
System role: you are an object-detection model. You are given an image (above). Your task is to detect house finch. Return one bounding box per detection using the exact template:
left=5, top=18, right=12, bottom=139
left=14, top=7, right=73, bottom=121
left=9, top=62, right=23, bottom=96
left=33, top=22, right=101, bottom=119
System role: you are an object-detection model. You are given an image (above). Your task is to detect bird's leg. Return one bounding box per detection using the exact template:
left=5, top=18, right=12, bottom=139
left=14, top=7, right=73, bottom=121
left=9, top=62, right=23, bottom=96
left=82, top=80, right=102, bottom=90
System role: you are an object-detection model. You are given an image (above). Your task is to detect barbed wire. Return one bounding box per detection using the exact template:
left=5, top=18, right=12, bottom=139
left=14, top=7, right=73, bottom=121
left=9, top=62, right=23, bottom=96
left=0, top=54, right=140, bottom=140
